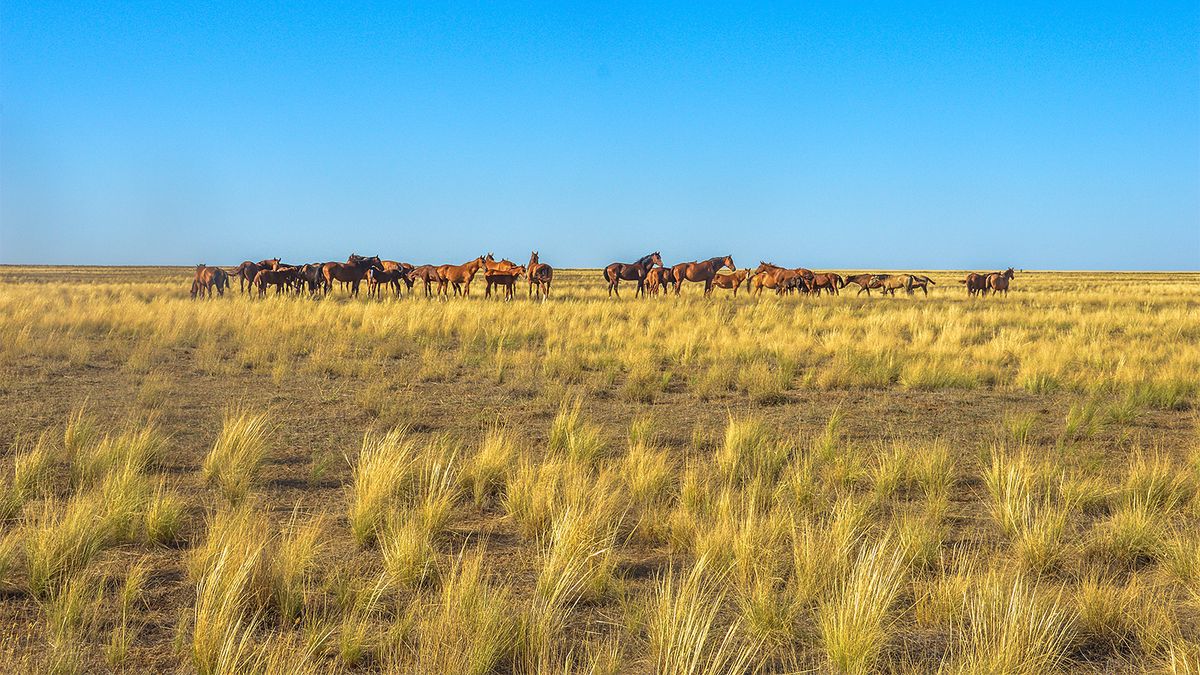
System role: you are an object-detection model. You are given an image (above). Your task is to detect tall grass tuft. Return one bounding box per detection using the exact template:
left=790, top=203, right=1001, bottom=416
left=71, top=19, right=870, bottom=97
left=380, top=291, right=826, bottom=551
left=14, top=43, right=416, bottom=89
left=202, top=410, right=270, bottom=504
left=818, top=535, right=908, bottom=674
left=951, top=571, right=1074, bottom=674
left=646, top=558, right=759, bottom=675
left=346, top=428, right=418, bottom=546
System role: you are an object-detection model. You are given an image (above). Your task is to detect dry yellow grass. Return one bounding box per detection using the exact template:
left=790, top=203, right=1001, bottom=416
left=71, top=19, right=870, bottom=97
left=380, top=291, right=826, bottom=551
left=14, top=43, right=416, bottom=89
left=0, top=267, right=1197, bottom=672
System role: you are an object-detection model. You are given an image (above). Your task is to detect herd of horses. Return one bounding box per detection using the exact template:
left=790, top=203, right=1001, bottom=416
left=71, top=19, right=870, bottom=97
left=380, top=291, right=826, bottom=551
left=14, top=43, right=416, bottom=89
left=189, top=252, right=1016, bottom=301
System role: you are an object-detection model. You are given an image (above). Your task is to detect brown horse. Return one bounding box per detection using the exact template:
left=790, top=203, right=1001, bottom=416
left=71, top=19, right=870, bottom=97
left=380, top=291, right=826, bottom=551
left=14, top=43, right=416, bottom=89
left=644, top=266, right=676, bottom=296
left=379, top=261, right=415, bottom=295
left=253, top=266, right=298, bottom=298
left=366, top=268, right=408, bottom=299
left=873, top=274, right=933, bottom=297
left=809, top=272, right=845, bottom=296
left=604, top=252, right=663, bottom=298
left=843, top=273, right=881, bottom=296
left=190, top=265, right=231, bottom=298
left=750, top=262, right=812, bottom=297
left=322, top=255, right=381, bottom=297
left=437, top=256, right=486, bottom=297
left=409, top=265, right=443, bottom=298
left=959, top=272, right=989, bottom=296
left=484, top=265, right=525, bottom=301
left=712, top=269, right=750, bottom=296
left=231, top=258, right=280, bottom=294
left=908, top=274, right=936, bottom=296
left=986, top=268, right=1015, bottom=296
left=672, top=256, right=735, bottom=296
left=484, top=254, right=519, bottom=298
left=527, top=251, right=553, bottom=301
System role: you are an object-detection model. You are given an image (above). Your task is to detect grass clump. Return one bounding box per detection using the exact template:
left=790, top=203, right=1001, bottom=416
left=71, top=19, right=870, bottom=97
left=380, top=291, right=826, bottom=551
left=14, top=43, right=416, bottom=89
left=202, top=410, right=270, bottom=504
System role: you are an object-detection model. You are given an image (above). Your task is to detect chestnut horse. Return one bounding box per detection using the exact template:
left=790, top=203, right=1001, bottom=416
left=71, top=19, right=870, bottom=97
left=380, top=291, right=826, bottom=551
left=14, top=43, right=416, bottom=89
left=712, top=269, right=750, bottom=296
left=644, top=266, right=675, bottom=297
left=409, top=265, right=443, bottom=298
left=750, top=262, right=812, bottom=297
left=253, top=266, right=298, bottom=298
left=437, top=256, right=486, bottom=297
left=231, top=258, right=280, bottom=294
left=959, top=273, right=988, bottom=296
left=483, top=254, right=519, bottom=298
left=604, top=252, right=663, bottom=298
left=809, top=272, right=845, bottom=296
left=527, top=251, right=553, bottom=300
left=843, top=273, right=880, bottom=296
left=190, top=265, right=231, bottom=298
left=671, top=256, right=735, bottom=296
left=380, top=261, right=415, bottom=295
left=322, top=255, right=381, bottom=297
left=986, top=268, right=1015, bottom=296
left=908, top=274, right=936, bottom=296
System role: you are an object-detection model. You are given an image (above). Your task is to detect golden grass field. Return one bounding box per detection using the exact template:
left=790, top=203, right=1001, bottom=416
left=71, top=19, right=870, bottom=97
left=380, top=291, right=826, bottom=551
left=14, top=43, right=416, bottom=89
left=0, top=266, right=1197, bottom=674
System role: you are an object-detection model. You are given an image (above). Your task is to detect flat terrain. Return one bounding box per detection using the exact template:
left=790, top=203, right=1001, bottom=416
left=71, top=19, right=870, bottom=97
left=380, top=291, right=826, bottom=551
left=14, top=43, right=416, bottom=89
left=0, top=266, right=1197, bottom=673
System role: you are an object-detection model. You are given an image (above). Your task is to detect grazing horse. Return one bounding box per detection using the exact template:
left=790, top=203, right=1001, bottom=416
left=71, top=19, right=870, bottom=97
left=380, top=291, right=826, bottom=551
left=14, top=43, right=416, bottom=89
left=750, top=262, right=812, bottom=297
left=986, top=268, right=1015, bottom=296
left=604, top=252, right=663, bottom=298
left=809, top=272, right=845, bottom=296
left=231, top=258, right=280, bottom=294
left=527, top=251, right=553, bottom=301
left=322, top=255, right=381, bottom=297
left=712, top=269, right=750, bottom=296
left=253, top=266, right=298, bottom=297
left=484, top=265, right=525, bottom=301
left=644, top=266, right=676, bottom=297
left=379, top=261, right=415, bottom=295
left=191, top=265, right=231, bottom=298
left=959, top=273, right=989, bottom=297
left=409, top=265, right=443, bottom=298
left=671, top=256, right=735, bottom=297
left=437, top=256, right=486, bottom=297
left=844, top=273, right=882, bottom=296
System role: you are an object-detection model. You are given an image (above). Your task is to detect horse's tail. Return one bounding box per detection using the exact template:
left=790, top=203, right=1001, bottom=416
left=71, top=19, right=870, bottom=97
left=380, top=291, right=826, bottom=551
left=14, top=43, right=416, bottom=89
left=924, top=276, right=937, bottom=285
left=603, top=267, right=613, bottom=284
left=957, top=279, right=967, bottom=284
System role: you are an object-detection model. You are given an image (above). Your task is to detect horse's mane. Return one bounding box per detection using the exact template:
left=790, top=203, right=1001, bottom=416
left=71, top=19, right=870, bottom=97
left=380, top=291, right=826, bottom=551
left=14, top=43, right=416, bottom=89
left=635, top=252, right=658, bottom=266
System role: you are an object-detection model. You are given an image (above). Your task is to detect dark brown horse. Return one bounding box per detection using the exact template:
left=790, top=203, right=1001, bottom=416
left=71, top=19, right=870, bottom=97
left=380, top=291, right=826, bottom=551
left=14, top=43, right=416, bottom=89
left=366, top=268, right=408, bottom=299
left=671, top=256, right=735, bottom=296
left=986, top=268, right=1015, bottom=296
left=484, top=265, right=525, bottom=301
left=604, top=252, right=663, bottom=298
left=409, top=265, right=443, bottom=298
left=483, top=254, right=519, bottom=297
left=231, top=258, right=280, bottom=294
left=190, top=265, right=231, bottom=298
left=379, top=261, right=415, bottom=295
left=644, top=266, right=676, bottom=297
left=437, top=256, right=486, bottom=297
left=809, top=272, right=845, bottom=296
left=908, top=274, right=936, bottom=296
left=322, top=255, right=381, bottom=297
left=712, top=269, right=750, bottom=296
left=527, top=251, right=553, bottom=301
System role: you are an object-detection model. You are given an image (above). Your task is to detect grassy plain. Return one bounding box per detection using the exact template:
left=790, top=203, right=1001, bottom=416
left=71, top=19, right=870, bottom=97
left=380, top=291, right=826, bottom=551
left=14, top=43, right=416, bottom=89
left=0, top=266, right=1197, bottom=673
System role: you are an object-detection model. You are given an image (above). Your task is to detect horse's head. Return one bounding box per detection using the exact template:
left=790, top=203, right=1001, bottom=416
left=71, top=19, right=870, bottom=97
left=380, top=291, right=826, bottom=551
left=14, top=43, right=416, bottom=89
left=722, top=255, right=735, bottom=271
left=1004, top=267, right=1015, bottom=279
left=650, top=252, right=663, bottom=267
left=754, top=262, right=772, bottom=274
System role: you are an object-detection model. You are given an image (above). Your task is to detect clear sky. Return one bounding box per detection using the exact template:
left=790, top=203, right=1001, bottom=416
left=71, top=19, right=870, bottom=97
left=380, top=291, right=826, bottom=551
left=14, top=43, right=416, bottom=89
left=2, top=2, right=1197, bottom=269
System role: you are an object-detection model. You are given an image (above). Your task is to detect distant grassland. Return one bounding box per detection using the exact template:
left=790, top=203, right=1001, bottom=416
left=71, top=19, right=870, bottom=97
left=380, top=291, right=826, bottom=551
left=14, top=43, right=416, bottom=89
left=0, top=267, right=1197, bottom=674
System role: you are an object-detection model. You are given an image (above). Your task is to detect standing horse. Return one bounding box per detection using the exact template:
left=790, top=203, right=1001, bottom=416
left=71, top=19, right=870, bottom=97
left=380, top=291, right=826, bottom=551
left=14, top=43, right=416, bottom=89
left=409, top=265, right=443, bottom=298
left=809, top=272, right=845, bottom=296
left=959, top=273, right=989, bottom=296
left=908, top=275, right=936, bottom=296
left=712, top=269, right=750, bottom=297
left=604, top=252, right=663, bottom=298
left=986, top=268, right=1015, bottom=296
left=671, top=256, right=735, bottom=296
left=527, top=251, right=553, bottom=300
left=437, top=256, right=486, bottom=297
left=750, top=262, right=812, bottom=297
left=844, top=273, right=881, bottom=296
left=322, top=255, right=381, bottom=297
left=483, top=254, right=519, bottom=298
left=644, top=266, right=675, bottom=296
left=253, top=266, right=298, bottom=298
left=191, top=265, right=231, bottom=298
left=484, top=265, right=525, bottom=301
left=231, top=258, right=280, bottom=294
left=379, top=261, right=415, bottom=296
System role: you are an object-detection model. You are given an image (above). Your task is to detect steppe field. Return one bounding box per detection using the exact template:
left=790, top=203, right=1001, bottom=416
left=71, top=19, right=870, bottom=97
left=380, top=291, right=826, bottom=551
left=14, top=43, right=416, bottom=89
left=0, top=266, right=1198, bottom=674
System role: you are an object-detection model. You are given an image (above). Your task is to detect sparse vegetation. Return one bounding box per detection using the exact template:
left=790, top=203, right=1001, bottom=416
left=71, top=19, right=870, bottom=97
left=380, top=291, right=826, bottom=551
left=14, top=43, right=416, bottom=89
left=0, top=268, right=1197, bottom=671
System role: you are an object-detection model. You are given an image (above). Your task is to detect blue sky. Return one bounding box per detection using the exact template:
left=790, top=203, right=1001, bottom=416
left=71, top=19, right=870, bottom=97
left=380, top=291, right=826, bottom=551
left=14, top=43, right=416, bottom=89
left=2, top=2, right=1197, bottom=269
